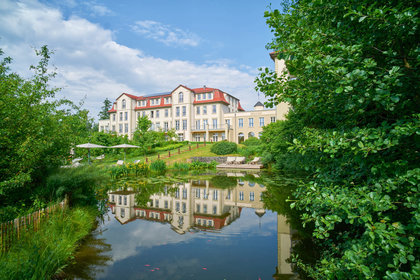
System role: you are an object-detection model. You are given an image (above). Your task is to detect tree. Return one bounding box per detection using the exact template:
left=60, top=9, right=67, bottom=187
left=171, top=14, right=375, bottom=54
left=256, top=1, right=419, bottom=279
left=0, top=46, right=96, bottom=221
left=132, top=115, right=154, bottom=155
left=98, top=98, right=112, bottom=120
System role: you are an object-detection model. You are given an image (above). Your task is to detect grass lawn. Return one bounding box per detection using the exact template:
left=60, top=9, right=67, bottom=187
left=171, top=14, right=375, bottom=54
left=88, top=143, right=241, bottom=168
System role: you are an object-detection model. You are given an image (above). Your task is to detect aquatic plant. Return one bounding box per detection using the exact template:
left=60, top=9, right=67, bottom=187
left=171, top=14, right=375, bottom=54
left=150, top=160, right=167, bottom=174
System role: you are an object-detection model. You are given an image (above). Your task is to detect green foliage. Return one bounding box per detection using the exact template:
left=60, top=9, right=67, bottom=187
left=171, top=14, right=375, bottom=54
left=257, top=0, right=420, bottom=278
left=0, top=46, right=96, bottom=218
left=98, top=98, right=112, bottom=120
left=210, top=141, right=237, bottom=155
left=0, top=207, right=97, bottom=280
left=189, top=161, right=218, bottom=170
left=150, top=160, right=167, bottom=174
left=43, top=167, right=106, bottom=207
left=210, top=175, right=237, bottom=189
left=132, top=115, right=167, bottom=155
left=154, top=143, right=184, bottom=152
left=243, top=137, right=261, bottom=146
left=172, top=162, right=190, bottom=171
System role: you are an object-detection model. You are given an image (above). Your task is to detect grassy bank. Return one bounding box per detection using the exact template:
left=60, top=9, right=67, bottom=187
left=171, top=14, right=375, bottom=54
left=0, top=207, right=97, bottom=280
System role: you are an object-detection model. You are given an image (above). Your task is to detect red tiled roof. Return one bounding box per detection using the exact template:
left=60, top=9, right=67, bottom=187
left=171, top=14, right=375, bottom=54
left=193, top=89, right=229, bottom=105
left=237, top=101, right=245, bottom=111
left=108, top=103, right=117, bottom=113
left=135, top=96, right=172, bottom=110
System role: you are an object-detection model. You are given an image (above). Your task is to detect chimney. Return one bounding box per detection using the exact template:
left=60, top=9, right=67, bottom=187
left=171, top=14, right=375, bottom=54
left=203, top=85, right=206, bottom=89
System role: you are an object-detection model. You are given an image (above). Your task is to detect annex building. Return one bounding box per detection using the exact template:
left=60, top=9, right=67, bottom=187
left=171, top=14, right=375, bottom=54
left=99, top=57, right=289, bottom=143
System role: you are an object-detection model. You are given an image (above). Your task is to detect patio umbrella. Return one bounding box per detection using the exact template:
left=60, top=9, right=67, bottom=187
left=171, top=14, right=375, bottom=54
left=110, top=144, right=140, bottom=161
left=76, top=143, right=107, bottom=164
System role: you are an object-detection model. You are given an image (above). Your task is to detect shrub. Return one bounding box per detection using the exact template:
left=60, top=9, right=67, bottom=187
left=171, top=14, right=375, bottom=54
left=172, top=162, right=190, bottom=171
left=210, top=141, right=237, bottom=155
left=150, top=160, right=167, bottom=174
left=189, top=161, right=218, bottom=170
left=243, top=137, right=261, bottom=146
left=210, top=175, right=237, bottom=188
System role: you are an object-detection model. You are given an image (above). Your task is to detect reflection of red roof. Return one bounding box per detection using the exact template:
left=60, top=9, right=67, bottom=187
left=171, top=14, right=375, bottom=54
left=193, top=214, right=228, bottom=230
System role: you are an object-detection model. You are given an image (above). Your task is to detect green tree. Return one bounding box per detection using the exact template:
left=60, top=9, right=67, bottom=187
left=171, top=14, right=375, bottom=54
left=0, top=46, right=96, bottom=220
left=98, top=98, right=112, bottom=120
left=256, top=1, right=419, bottom=279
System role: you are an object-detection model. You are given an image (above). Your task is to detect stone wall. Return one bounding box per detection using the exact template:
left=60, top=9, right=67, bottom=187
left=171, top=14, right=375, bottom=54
left=189, top=156, right=227, bottom=163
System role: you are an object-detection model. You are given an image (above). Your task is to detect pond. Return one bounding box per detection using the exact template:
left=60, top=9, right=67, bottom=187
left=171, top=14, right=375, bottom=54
left=62, top=172, right=313, bottom=279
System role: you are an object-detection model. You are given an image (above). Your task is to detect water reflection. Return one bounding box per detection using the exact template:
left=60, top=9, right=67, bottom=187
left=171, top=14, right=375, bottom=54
left=62, top=173, right=301, bottom=279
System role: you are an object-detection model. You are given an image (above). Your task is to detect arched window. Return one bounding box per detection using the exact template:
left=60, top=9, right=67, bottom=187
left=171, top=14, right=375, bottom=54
left=248, top=132, right=255, bottom=139
left=258, top=132, right=263, bottom=138
left=238, top=133, right=244, bottom=144
left=122, top=99, right=126, bottom=109
left=179, top=92, right=184, bottom=103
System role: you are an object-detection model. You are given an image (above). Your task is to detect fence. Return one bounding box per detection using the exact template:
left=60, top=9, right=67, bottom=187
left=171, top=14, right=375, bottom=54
left=144, top=142, right=207, bottom=163
left=0, top=196, right=68, bottom=255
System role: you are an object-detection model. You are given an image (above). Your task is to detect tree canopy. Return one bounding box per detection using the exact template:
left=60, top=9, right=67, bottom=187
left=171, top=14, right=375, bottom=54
left=256, top=0, right=419, bottom=278
left=98, top=98, right=112, bottom=120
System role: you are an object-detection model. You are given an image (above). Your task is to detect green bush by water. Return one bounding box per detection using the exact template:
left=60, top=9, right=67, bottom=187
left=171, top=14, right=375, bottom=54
left=210, top=141, right=237, bottom=155
left=0, top=207, right=97, bottom=280
left=150, top=160, right=167, bottom=174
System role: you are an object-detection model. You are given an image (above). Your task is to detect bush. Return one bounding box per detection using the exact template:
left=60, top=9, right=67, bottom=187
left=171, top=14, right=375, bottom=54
left=172, top=162, right=190, bottom=171
left=243, top=137, right=261, bottom=146
left=150, top=160, right=167, bottom=174
left=210, top=141, right=237, bottom=155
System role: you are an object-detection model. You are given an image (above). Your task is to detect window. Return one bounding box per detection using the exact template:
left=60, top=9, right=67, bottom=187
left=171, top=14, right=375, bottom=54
left=212, top=119, right=217, bottom=129
left=182, top=202, right=186, bottom=213
left=271, top=116, right=276, bottom=123
left=212, top=133, right=218, bottom=142
left=182, top=189, right=187, bottom=199
left=118, top=196, right=122, bottom=204
left=165, top=109, right=169, bottom=117
left=208, top=93, right=212, bottom=99
left=124, top=124, right=128, bottom=133
left=196, top=204, right=200, bottom=212
left=239, top=191, right=244, bottom=201
left=225, top=119, right=230, bottom=128
left=197, top=94, right=201, bottom=101
left=122, top=99, right=126, bottom=109
left=203, top=106, right=207, bottom=114
left=175, top=120, right=180, bottom=130
left=119, top=124, right=123, bottom=133
left=213, top=206, right=217, bottom=214
left=120, top=208, right=125, bottom=218
left=221, top=132, right=225, bottom=140
left=238, top=133, right=244, bottom=143
left=203, top=204, right=207, bottom=214
left=249, top=118, right=254, bottom=127
left=175, top=202, right=180, bottom=212
left=124, top=112, right=128, bottom=121
left=239, top=118, right=243, bottom=128
left=175, top=188, right=179, bottom=198
left=204, top=191, right=208, bottom=199
left=196, top=106, right=200, bottom=115
left=212, top=105, right=216, bottom=114
left=176, top=107, right=180, bottom=117
left=250, top=192, right=255, bottom=201
left=248, top=132, right=255, bottom=138
left=111, top=195, right=115, bottom=202
left=203, top=119, right=208, bottom=129
left=112, top=125, right=115, bottom=132
left=112, top=114, right=115, bottom=121
left=182, top=106, right=186, bottom=116
left=213, top=190, right=218, bottom=200
left=195, top=188, right=200, bottom=198
left=137, top=112, right=140, bottom=119
left=196, top=120, right=200, bottom=130
left=156, top=122, right=160, bottom=129
left=179, top=92, right=184, bottom=103
left=119, top=112, right=123, bottom=121
left=156, top=110, right=159, bottom=118
left=259, top=117, right=265, bottom=127
left=164, top=122, right=169, bottom=131
left=182, top=120, right=187, bottom=130
left=227, top=190, right=231, bottom=200
left=142, top=111, right=146, bottom=117
left=164, top=200, right=168, bottom=208
left=155, top=199, right=159, bottom=208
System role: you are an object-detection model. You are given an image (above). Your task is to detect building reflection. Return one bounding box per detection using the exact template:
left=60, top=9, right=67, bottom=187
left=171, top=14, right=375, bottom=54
left=107, top=173, right=296, bottom=278
left=107, top=173, right=266, bottom=234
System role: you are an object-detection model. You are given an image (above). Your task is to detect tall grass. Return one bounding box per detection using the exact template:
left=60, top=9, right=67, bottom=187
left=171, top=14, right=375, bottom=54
left=0, top=207, right=97, bottom=280
left=150, top=159, right=167, bottom=174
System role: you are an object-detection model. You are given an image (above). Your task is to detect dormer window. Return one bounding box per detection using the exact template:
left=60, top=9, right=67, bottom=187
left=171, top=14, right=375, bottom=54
left=208, top=93, right=212, bottom=99
left=197, top=94, right=201, bottom=101
left=179, top=92, right=184, bottom=103
left=122, top=99, right=126, bottom=109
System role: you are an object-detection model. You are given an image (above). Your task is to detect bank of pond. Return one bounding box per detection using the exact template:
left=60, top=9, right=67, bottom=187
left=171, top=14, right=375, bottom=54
left=0, top=167, right=315, bottom=280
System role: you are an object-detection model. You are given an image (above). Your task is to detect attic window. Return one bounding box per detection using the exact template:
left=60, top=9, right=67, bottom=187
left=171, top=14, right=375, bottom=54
left=122, top=99, right=126, bottom=109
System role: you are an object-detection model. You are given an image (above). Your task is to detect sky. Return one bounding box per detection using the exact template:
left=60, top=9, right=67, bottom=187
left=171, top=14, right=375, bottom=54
left=0, top=0, right=281, bottom=120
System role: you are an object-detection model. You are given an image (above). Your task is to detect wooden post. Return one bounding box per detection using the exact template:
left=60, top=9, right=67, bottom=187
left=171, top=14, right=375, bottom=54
left=189, top=145, right=191, bottom=151
left=178, top=148, right=180, bottom=154
left=146, top=157, right=148, bottom=163
left=196, top=143, right=199, bottom=148
left=168, top=151, right=171, bottom=157
left=158, top=153, right=160, bottom=159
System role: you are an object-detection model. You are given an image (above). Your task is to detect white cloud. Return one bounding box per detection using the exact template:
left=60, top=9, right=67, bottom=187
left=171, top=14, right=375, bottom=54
left=132, top=20, right=200, bottom=47
left=0, top=0, right=259, bottom=120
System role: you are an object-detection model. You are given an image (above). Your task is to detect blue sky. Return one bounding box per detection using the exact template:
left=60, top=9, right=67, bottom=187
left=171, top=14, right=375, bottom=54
left=0, top=0, right=281, bottom=118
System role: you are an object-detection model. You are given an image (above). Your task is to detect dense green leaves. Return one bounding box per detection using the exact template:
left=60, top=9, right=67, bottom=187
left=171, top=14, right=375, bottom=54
left=257, top=0, right=419, bottom=278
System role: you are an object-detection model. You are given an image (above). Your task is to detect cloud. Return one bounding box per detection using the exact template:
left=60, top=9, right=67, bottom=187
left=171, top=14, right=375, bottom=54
left=0, top=0, right=259, bottom=119
left=132, top=20, right=200, bottom=47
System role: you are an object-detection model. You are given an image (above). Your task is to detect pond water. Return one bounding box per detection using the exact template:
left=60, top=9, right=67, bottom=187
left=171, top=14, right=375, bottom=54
left=62, top=172, right=311, bottom=279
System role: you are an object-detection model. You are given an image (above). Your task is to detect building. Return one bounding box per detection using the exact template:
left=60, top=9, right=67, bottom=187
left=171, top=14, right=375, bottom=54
left=99, top=55, right=290, bottom=143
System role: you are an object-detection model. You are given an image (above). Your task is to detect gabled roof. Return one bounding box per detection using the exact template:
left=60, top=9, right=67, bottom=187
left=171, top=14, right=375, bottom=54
left=237, top=101, right=245, bottom=111
left=193, top=88, right=229, bottom=105
left=254, top=101, right=264, bottom=107
left=108, top=102, right=117, bottom=113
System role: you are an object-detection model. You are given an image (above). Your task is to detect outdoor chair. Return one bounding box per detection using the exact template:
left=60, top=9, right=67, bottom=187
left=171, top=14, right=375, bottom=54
left=249, top=157, right=261, bottom=165
left=226, top=157, right=236, bottom=164
left=116, top=160, right=124, bottom=166
left=96, top=154, right=105, bottom=160
left=133, top=160, right=141, bottom=164
left=234, top=157, right=246, bottom=164
left=72, top=157, right=83, bottom=164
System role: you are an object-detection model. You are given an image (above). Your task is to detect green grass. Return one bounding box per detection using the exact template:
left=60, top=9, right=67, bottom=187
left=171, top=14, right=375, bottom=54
left=0, top=207, right=97, bottom=280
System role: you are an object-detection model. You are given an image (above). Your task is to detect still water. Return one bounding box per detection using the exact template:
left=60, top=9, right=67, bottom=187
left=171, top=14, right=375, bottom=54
left=63, top=172, right=303, bottom=280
